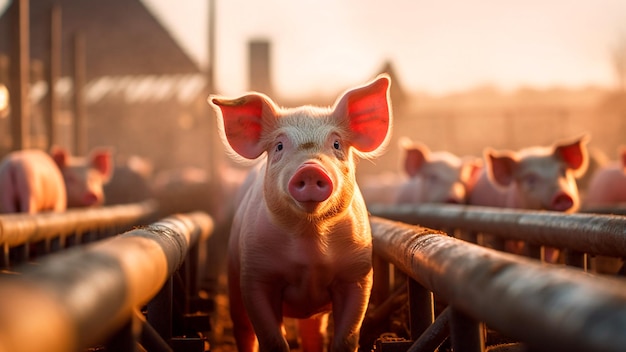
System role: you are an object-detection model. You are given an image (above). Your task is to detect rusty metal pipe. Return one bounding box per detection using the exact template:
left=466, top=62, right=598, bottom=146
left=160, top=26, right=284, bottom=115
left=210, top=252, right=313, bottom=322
left=370, top=216, right=626, bottom=352
left=0, top=212, right=213, bottom=352
left=370, top=204, right=626, bottom=257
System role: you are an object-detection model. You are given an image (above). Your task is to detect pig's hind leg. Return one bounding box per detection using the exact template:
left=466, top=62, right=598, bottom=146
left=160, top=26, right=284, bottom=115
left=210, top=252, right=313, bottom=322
left=298, top=313, right=329, bottom=352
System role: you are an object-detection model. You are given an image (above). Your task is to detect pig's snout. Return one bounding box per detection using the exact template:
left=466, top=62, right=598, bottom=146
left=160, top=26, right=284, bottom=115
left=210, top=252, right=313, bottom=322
left=551, top=192, right=574, bottom=212
left=82, top=192, right=100, bottom=206
left=288, top=164, right=333, bottom=204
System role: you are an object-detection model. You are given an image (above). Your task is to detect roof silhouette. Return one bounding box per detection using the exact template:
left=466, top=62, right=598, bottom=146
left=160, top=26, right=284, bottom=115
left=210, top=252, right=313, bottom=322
left=0, top=0, right=202, bottom=80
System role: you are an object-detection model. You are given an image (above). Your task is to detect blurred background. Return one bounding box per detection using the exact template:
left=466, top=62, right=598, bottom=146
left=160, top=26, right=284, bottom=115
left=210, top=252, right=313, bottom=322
left=0, top=0, right=624, bottom=179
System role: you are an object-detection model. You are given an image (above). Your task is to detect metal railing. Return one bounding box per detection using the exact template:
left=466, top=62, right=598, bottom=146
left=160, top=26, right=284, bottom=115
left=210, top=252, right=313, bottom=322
left=0, top=200, right=159, bottom=268
left=364, top=204, right=626, bottom=352
left=0, top=211, right=214, bottom=352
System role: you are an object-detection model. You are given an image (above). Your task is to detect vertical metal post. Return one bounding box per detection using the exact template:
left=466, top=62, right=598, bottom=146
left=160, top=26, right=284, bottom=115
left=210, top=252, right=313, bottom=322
left=9, top=0, right=30, bottom=151
left=449, top=307, right=485, bottom=352
left=408, top=278, right=434, bottom=340
left=147, top=277, right=173, bottom=344
left=563, top=249, right=587, bottom=270
left=72, top=32, right=86, bottom=155
left=371, top=253, right=390, bottom=306
left=47, top=4, right=61, bottom=149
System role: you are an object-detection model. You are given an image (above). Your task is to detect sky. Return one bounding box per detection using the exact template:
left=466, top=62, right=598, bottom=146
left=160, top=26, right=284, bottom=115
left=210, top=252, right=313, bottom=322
left=4, top=0, right=626, bottom=98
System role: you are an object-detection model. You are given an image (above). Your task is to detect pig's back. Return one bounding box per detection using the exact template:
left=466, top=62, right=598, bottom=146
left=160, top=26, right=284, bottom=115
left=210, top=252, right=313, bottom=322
left=467, top=170, right=509, bottom=208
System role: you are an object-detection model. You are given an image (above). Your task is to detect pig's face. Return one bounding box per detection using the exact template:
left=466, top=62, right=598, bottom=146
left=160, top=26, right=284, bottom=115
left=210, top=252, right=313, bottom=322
left=53, top=148, right=113, bottom=208
left=487, top=135, right=589, bottom=212
left=264, top=112, right=357, bottom=219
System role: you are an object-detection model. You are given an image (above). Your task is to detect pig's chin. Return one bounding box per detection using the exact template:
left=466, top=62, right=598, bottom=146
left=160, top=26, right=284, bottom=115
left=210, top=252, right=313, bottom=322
left=294, top=200, right=326, bottom=214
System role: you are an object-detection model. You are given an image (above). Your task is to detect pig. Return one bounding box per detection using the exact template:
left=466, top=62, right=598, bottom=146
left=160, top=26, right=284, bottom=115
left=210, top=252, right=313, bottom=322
left=467, top=135, right=589, bottom=262
left=0, top=147, right=113, bottom=213
left=394, top=138, right=481, bottom=204
left=583, top=146, right=626, bottom=209
left=209, top=74, right=392, bottom=352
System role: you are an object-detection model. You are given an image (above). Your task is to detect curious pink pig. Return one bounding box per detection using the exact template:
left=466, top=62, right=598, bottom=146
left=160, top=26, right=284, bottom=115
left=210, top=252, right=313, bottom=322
left=468, top=135, right=589, bottom=212
left=468, top=136, right=589, bottom=262
left=583, top=146, right=626, bottom=208
left=395, top=138, right=481, bottom=204
left=0, top=147, right=113, bottom=213
left=210, top=75, right=392, bottom=352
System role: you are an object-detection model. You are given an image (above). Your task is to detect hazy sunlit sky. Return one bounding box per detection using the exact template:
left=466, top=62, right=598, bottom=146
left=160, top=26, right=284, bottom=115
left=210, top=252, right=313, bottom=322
left=4, top=0, right=626, bottom=98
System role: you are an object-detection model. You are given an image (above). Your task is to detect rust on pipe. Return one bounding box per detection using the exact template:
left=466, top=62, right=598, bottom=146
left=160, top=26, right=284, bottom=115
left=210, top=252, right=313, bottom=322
left=369, top=204, right=626, bottom=258
left=0, top=212, right=213, bottom=352
left=370, top=216, right=626, bottom=352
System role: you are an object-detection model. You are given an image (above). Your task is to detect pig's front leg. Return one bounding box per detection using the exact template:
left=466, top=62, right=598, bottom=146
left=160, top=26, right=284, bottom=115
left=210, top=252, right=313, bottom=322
left=330, top=273, right=373, bottom=352
left=242, top=279, right=290, bottom=352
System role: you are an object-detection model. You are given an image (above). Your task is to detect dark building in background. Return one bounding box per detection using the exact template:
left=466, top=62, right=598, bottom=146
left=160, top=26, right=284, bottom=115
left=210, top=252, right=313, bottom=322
left=0, top=0, right=213, bottom=172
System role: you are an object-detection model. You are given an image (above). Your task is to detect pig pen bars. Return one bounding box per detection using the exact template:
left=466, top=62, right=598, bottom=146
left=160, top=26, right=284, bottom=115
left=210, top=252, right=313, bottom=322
left=0, top=211, right=213, bottom=352
left=369, top=216, right=626, bottom=352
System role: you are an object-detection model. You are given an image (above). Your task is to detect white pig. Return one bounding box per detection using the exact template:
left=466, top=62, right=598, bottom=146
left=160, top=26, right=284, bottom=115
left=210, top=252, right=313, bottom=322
left=0, top=147, right=113, bottom=213
left=468, top=135, right=589, bottom=262
left=583, top=146, right=626, bottom=209
left=395, top=138, right=481, bottom=204
left=209, top=75, right=392, bottom=352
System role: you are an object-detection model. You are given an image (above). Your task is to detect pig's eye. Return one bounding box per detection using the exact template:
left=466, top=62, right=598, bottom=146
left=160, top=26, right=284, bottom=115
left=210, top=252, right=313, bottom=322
left=333, top=140, right=341, bottom=150
left=275, top=142, right=283, bottom=152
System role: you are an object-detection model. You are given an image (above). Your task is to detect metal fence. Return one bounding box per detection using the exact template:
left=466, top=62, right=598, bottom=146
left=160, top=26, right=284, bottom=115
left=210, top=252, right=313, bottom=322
left=367, top=204, right=626, bottom=352
left=0, top=208, right=214, bottom=352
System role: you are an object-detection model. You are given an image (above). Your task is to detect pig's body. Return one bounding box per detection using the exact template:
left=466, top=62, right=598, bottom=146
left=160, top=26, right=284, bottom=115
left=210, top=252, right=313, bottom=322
left=583, top=147, right=626, bottom=208
left=210, top=75, right=392, bottom=352
left=0, top=150, right=66, bottom=213
left=0, top=148, right=113, bottom=213
left=395, top=139, right=481, bottom=205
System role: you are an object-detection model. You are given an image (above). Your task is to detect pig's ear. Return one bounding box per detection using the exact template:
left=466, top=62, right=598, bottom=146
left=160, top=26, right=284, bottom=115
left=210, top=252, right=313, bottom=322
left=400, top=138, right=429, bottom=177
left=90, top=148, right=114, bottom=182
left=210, top=93, right=277, bottom=160
left=485, top=149, right=518, bottom=187
left=334, top=75, right=392, bottom=156
left=50, top=146, right=69, bottom=168
left=553, top=135, right=589, bottom=178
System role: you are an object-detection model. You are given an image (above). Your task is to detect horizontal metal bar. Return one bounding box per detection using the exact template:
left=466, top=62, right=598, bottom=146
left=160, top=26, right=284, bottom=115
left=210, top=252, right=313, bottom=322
left=0, top=200, right=158, bottom=248
left=370, top=216, right=626, bottom=352
left=369, top=203, right=626, bottom=257
left=0, top=212, right=213, bottom=352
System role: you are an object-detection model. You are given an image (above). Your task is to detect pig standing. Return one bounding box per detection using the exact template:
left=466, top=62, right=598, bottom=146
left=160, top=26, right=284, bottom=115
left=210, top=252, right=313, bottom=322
left=468, top=135, right=589, bottom=261
left=395, top=138, right=481, bottom=204
left=583, top=146, right=626, bottom=208
left=0, top=147, right=113, bottom=213
left=210, top=75, right=392, bottom=352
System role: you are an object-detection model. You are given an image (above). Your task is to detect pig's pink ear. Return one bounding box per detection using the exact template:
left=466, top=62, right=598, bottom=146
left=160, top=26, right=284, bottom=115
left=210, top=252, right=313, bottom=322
left=50, top=146, right=69, bottom=169
left=334, top=75, right=392, bottom=155
left=553, top=135, right=589, bottom=178
left=400, top=138, right=429, bottom=177
left=90, top=149, right=113, bottom=182
left=210, top=94, right=276, bottom=160
left=486, top=149, right=518, bottom=187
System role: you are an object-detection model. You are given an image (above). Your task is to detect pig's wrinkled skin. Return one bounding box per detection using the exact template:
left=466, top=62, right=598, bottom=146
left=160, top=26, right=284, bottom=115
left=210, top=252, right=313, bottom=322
left=210, top=75, right=392, bottom=352
left=583, top=146, right=626, bottom=208
left=468, top=136, right=589, bottom=262
left=0, top=147, right=113, bottom=213
left=395, top=138, right=481, bottom=204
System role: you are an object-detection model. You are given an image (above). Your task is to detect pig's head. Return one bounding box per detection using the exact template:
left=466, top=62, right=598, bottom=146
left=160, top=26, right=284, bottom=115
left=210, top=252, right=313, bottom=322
left=485, top=135, right=589, bottom=212
left=400, top=138, right=479, bottom=204
left=52, top=147, right=114, bottom=208
left=210, top=75, right=392, bottom=222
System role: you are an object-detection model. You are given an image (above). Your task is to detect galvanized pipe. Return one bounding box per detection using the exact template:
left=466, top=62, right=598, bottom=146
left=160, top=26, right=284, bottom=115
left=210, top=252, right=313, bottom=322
left=370, top=204, right=626, bottom=257
left=370, top=216, right=626, bottom=352
left=0, top=212, right=213, bottom=352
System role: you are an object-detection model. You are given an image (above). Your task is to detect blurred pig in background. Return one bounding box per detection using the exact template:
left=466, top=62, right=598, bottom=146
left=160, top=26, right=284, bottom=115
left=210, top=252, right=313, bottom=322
left=583, top=146, right=626, bottom=209
left=104, top=155, right=154, bottom=205
left=394, top=138, right=481, bottom=205
left=0, top=147, right=113, bottom=213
